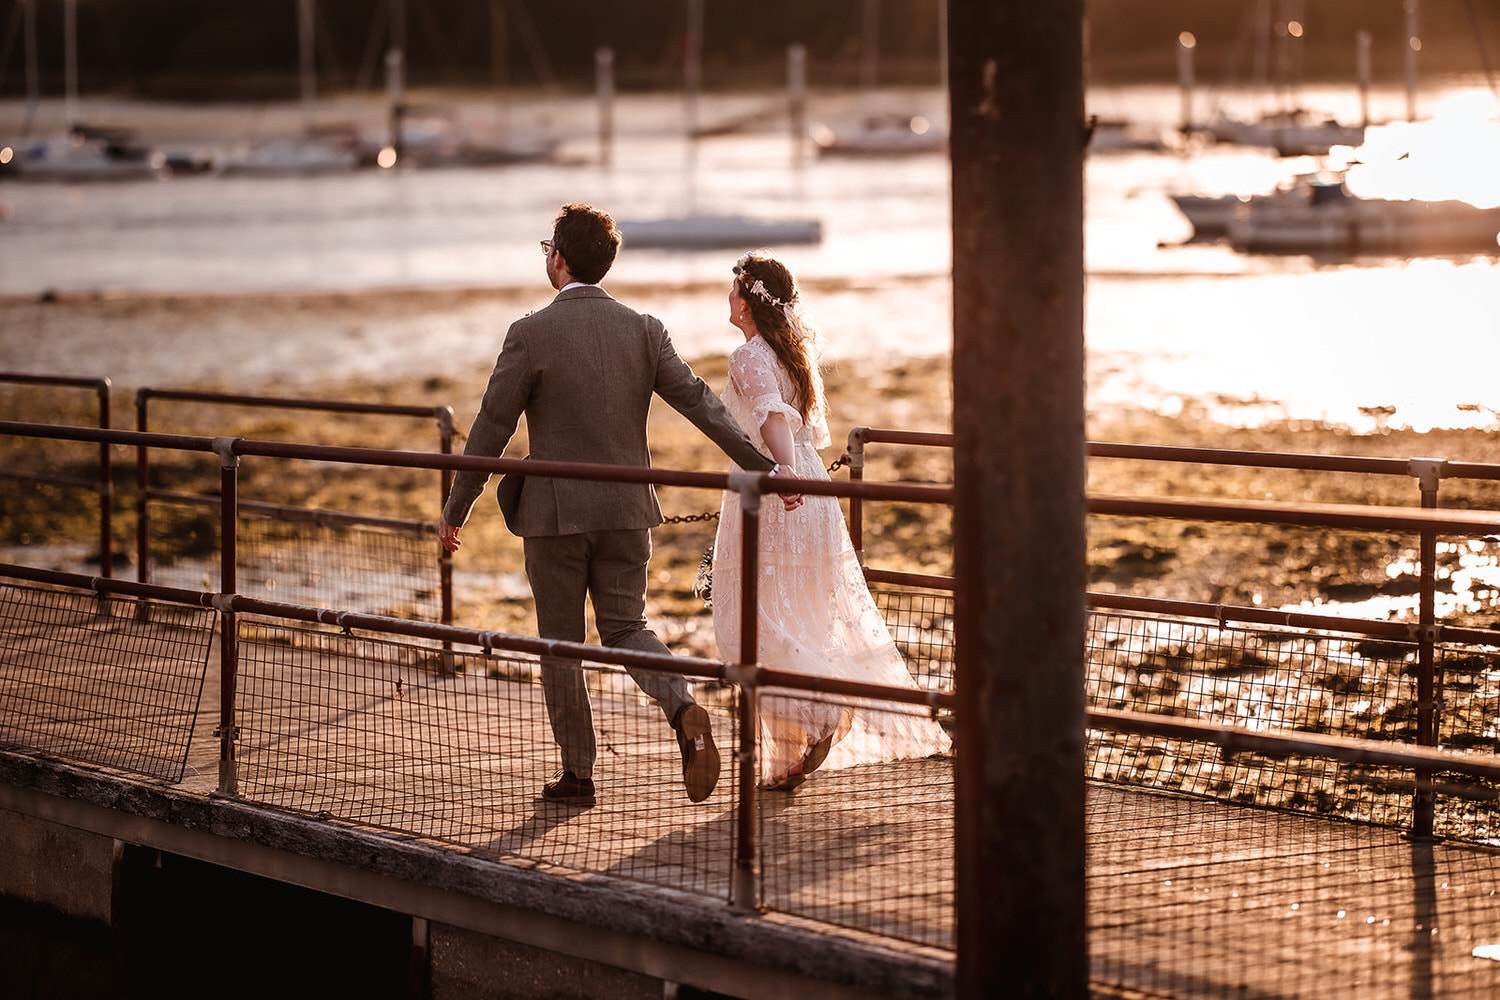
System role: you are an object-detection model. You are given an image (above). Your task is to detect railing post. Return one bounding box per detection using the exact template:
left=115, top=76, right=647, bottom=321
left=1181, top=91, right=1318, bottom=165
left=134, top=390, right=151, bottom=586
left=847, top=427, right=867, bottom=566
left=95, top=379, right=112, bottom=579
left=731, top=472, right=764, bottom=911
left=436, top=405, right=455, bottom=632
left=1410, top=458, right=1444, bottom=839
left=214, top=437, right=241, bottom=797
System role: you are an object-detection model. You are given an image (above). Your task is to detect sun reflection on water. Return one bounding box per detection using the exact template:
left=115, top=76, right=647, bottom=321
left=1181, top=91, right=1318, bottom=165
left=1344, top=93, right=1500, bottom=209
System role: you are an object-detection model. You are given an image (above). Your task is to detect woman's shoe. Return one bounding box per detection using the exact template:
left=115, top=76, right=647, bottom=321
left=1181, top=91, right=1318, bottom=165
left=760, top=770, right=806, bottom=792
left=801, top=732, right=836, bottom=775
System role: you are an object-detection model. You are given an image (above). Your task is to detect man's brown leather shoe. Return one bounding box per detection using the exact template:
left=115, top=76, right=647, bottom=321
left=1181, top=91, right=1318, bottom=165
left=541, top=769, right=596, bottom=805
left=673, top=705, right=720, bottom=803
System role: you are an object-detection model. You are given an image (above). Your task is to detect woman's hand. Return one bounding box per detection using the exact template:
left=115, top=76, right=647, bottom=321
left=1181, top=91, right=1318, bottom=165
left=762, top=413, right=804, bottom=512
left=770, top=464, right=804, bottom=512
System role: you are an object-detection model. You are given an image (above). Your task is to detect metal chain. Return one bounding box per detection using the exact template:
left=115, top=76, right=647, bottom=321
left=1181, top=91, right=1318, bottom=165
left=661, top=511, right=721, bottom=524
left=661, top=452, right=852, bottom=524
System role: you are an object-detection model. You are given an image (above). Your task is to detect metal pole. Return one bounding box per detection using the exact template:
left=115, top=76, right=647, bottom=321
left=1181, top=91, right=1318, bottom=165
left=96, top=380, right=112, bottom=579
left=215, top=438, right=241, bottom=797
left=847, top=428, right=866, bottom=565
left=1411, top=460, right=1442, bottom=838
left=731, top=478, right=763, bottom=911
left=949, top=2, right=1087, bottom=996
left=437, top=407, right=454, bottom=629
left=134, top=391, right=150, bottom=586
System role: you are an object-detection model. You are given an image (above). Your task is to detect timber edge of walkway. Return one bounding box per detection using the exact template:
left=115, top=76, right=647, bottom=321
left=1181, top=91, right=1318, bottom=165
left=0, top=749, right=955, bottom=1000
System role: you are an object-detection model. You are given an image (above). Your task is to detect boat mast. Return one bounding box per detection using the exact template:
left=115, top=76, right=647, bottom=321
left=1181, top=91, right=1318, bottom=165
left=860, top=0, right=879, bottom=119
left=297, top=0, right=316, bottom=136
left=21, top=0, right=38, bottom=138
left=63, top=0, right=78, bottom=129
left=1405, top=0, right=1421, bottom=121
left=385, top=0, right=406, bottom=160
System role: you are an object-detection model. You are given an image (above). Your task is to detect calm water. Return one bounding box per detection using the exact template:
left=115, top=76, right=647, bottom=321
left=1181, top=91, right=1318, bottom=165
left=2, top=82, right=1499, bottom=431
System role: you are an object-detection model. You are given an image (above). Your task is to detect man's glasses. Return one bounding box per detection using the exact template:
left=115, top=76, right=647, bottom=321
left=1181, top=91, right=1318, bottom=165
left=540, top=239, right=554, bottom=255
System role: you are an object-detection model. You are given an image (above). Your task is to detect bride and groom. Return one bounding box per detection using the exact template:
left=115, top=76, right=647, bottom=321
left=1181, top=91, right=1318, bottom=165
left=438, top=203, right=949, bottom=805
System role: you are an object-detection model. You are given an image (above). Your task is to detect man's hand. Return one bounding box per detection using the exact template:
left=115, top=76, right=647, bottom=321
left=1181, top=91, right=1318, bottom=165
left=438, top=517, right=462, bottom=553
left=769, top=464, right=803, bottom=513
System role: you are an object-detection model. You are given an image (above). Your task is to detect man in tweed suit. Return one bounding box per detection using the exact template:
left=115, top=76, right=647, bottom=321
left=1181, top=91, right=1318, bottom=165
left=439, top=203, right=774, bottom=805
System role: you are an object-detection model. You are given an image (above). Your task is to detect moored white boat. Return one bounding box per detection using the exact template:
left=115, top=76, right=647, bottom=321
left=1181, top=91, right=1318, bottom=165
left=215, top=135, right=360, bottom=176
left=810, top=115, right=946, bottom=158
left=3, top=133, right=167, bottom=182
left=1226, top=181, right=1500, bottom=254
left=617, top=214, right=823, bottom=250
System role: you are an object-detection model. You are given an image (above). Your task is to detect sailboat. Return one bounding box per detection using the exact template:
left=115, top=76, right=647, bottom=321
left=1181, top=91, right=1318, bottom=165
left=1186, top=0, right=1364, bottom=158
left=216, top=0, right=360, bottom=175
left=809, top=0, right=947, bottom=158
left=4, top=0, right=168, bottom=181
left=615, top=0, right=821, bottom=250
left=355, top=0, right=559, bottom=170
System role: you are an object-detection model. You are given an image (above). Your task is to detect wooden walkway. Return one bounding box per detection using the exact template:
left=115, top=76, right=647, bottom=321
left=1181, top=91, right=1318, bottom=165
left=7, top=587, right=1500, bottom=998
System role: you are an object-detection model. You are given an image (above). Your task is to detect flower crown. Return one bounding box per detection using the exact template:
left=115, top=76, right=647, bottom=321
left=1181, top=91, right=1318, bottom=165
left=733, top=256, right=790, bottom=309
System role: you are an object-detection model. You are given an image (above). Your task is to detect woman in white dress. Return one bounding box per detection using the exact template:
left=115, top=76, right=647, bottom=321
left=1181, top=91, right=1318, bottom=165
left=711, top=251, right=951, bottom=790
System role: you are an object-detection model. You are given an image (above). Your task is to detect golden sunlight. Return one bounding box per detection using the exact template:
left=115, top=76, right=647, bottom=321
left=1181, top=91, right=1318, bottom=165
left=1345, top=93, right=1500, bottom=208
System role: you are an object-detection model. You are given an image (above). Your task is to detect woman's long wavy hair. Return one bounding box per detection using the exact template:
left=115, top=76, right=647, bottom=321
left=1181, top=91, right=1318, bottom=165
left=735, top=251, right=823, bottom=425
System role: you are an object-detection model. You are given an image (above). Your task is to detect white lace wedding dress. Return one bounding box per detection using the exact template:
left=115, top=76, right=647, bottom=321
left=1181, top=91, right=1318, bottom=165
left=712, top=335, right=951, bottom=784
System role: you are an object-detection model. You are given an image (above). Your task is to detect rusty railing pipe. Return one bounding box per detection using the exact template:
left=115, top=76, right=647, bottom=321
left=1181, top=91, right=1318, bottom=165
left=730, top=471, right=764, bottom=911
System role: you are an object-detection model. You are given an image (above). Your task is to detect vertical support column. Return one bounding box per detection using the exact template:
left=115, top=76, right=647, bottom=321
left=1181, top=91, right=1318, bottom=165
left=96, top=379, right=112, bottom=579
left=949, top=3, right=1087, bottom=997
left=1411, top=459, right=1443, bottom=839
left=214, top=437, right=241, bottom=797
left=731, top=475, right=763, bottom=911
left=847, top=428, right=867, bottom=566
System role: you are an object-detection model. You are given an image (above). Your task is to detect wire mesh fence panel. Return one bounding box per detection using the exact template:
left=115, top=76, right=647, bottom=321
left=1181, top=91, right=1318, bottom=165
left=1088, top=782, right=1500, bottom=1000
left=870, top=586, right=954, bottom=692
left=0, top=384, right=109, bottom=572
left=1434, top=644, right=1500, bottom=841
left=0, top=581, right=214, bottom=782
left=1087, top=610, right=1424, bottom=828
left=233, top=620, right=738, bottom=900
left=756, top=687, right=955, bottom=949
left=146, top=500, right=441, bottom=621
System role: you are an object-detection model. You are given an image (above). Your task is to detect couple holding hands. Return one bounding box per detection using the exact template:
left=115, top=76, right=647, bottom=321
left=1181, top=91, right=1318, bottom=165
left=439, top=203, right=948, bottom=806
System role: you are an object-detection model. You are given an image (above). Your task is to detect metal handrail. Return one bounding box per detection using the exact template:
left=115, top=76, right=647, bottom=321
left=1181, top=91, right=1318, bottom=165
left=133, top=388, right=456, bottom=624
left=0, top=374, right=113, bottom=576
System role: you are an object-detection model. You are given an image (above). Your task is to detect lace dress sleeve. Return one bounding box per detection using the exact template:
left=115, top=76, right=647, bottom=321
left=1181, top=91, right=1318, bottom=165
left=729, top=339, right=804, bottom=438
